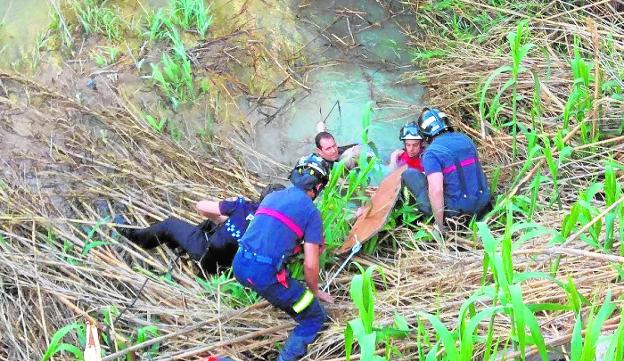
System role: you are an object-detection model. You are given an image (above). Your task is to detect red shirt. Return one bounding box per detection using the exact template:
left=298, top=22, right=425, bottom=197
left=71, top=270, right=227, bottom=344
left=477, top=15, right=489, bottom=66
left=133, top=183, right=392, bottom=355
left=398, top=151, right=424, bottom=172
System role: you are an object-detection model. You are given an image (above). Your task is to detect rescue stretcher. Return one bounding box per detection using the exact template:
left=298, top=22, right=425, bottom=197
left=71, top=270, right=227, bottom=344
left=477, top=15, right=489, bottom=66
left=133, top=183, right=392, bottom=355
left=337, top=165, right=407, bottom=254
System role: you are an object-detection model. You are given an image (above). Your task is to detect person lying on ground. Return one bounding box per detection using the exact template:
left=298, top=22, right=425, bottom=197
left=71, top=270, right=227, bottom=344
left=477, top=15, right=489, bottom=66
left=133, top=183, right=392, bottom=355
left=232, top=153, right=333, bottom=361
left=116, top=183, right=285, bottom=276
left=404, top=107, right=491, bottom=235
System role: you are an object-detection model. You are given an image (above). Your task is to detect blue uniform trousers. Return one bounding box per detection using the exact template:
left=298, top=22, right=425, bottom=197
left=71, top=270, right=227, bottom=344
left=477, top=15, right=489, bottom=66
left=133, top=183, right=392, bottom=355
left=401, top=169, right=491, bottom=218
left=401, top=169, right=433, bottom=216
left=232, top=251, right=327, bottom=361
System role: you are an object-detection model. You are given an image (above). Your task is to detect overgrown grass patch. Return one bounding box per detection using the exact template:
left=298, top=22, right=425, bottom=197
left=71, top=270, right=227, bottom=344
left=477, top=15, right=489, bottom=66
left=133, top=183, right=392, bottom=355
left=142, top=0, right=212, bottom=41
left=71, top=0, right=125, bottom=42
left=90, top=45, right=120, bottom=66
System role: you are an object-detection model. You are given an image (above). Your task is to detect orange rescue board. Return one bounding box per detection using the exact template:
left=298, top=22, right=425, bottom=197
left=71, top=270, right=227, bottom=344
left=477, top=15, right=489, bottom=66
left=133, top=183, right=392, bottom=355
left=337, top=165, right=407, bottom=254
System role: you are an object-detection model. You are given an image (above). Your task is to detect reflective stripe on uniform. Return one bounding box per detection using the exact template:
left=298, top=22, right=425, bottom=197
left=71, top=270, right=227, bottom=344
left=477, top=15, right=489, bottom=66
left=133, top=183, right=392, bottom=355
left=255, top=207, right=304, bottom=238
left=292, top=289, right=314, bottom=313
left=442, top=157, right=477, bottom=174
left=402, top=185, right=412, bottom=202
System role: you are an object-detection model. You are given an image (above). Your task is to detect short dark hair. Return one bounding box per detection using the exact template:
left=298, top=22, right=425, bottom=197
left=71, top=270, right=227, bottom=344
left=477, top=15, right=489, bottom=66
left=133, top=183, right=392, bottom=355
left=259, top=183, right=286, bottom=203
left=315, top=131, right=335, bottom=149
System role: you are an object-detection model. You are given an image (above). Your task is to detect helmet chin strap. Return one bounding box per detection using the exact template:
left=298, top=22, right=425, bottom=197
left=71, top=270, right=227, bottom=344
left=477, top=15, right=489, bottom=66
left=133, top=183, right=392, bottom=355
left=310, top=183, right=323, bottom=199
left=312, top=180, right=329, bottom=199
left=310, top=189, right=319, bottom=200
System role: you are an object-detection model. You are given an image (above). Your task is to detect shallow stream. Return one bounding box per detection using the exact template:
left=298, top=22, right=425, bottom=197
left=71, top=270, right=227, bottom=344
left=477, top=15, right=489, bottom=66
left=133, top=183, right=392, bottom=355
left=246, top=0, right=425, bottom=172
left=0, top=0, right=425, bottom=176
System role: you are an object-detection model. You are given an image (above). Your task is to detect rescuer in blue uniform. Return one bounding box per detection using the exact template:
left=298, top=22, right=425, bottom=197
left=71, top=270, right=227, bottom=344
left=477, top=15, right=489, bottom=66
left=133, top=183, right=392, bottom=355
left=117, top=184, right=285, bottom=275
left=403, top=107, right=491, bottom=235
left=232, top=154, right=333, bottom=361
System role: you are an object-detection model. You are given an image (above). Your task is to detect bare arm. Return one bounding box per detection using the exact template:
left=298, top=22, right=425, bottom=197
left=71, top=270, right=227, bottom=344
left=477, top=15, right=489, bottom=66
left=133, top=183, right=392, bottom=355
left=427, top=172, right=445, bottom=229
left=195, top=200, right=227, bottom=223
left=388, top=149, right=403, bottom=171
left=303, top=243, right=334, bottom=303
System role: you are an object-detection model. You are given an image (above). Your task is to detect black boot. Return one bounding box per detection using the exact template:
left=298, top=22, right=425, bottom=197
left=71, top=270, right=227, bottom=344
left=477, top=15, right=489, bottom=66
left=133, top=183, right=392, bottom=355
left=114, top=215, right=136, bottom=241
left=117, top=226, right=136, bottom=240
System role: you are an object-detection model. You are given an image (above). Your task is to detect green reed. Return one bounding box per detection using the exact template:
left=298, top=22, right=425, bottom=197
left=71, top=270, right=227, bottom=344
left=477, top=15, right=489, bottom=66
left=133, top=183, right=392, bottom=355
left=570, top=290, right=616, bottom=361
left=42, top=322, right=85, bottom=361
left=344, top=263, right=409, bottom=361
left=171, top=0, right=212, bottom=38
left=72, top=0, right=124, bottom=42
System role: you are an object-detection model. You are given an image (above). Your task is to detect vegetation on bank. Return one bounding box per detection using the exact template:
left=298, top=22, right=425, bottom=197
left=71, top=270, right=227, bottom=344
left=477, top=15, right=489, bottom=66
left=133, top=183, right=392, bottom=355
left=12, top=0, right=297, bottom=144
left=393, top=0, right=624, bottom=359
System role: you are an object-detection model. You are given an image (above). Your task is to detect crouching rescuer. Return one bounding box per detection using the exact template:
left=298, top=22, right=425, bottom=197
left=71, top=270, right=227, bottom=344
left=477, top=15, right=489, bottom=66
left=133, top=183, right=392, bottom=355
left=232, top=154, right=334, bottom=361
left=404, top=107, right=491, bottom=234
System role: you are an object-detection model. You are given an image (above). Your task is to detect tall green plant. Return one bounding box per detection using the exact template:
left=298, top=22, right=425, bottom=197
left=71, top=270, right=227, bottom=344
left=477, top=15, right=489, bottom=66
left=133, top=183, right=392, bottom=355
left=145, top=8, right=169, bottom=42
left=319, top=103, right=381, bottom=253
left=576, top=183, right=604, bottom=249
left=507, top=21, right=534, bottom=165
left=417, top=287, right=505, bottom=361
left=563, top=37, right=593, bottom=139
left=570, top=291, right=617, bottom=361
left=478, top=21, right=535, bottom=175
left=541, top=133, right=573, bottom=207
left=151, top=52, right=194, bottom=110
left=42, top=323, right=85, bottom=361
left=48, top=6, right=74, bottom=50
left=566, top=174, right=624, bottom=252
left=527, top=173, right=542, bottom=219
left=602, top=161, right=622, bottom=251
left=530, top=69, right=543, bottom=132
left=478, top=21, right=534, bottom=129
left=477, top=210, right=569, bottom=360
left=512, top=125, right=542, bottom=186
left=145, top=4, right=214, bottom=110
left=344, top=264, right=408, bottom=361
left=603, top=306, right=624, bottom=361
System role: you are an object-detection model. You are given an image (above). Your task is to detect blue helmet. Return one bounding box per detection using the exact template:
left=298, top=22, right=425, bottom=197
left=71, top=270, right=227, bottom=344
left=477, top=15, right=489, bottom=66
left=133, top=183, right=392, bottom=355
left=399, top=121, right=423, bottom=141
left=290, top=154, right=330, bottom=192
left=417, top=107, right=449, bottom=139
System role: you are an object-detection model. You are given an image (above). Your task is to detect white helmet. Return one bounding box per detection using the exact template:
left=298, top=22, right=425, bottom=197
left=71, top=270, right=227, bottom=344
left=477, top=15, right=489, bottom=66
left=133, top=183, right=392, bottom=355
left=399, top=122, right=423, bottom=141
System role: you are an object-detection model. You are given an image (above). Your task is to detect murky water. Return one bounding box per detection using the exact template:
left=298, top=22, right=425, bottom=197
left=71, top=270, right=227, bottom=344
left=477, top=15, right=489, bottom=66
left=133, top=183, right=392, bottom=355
left=0, top=0, right=425, bottom=177
left=0, top=0, right=170, bottom=68
left=0, top=0, right=50, bottom=66
left=248, top=0, right=425, bottom=171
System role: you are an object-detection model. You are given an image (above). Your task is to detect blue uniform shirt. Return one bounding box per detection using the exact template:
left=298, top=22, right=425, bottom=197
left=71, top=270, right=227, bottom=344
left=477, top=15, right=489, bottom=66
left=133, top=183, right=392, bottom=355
left=210, top=197, right=258, bottom=248
left=238, top=186, right=323, bottom=260
left=422, top=132, right=488, bottom=205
